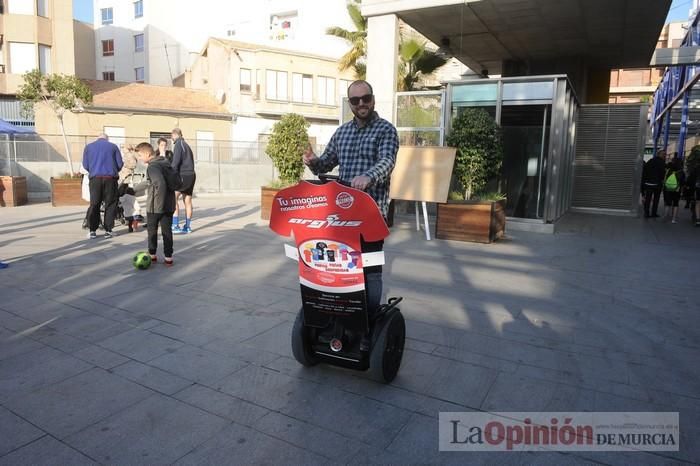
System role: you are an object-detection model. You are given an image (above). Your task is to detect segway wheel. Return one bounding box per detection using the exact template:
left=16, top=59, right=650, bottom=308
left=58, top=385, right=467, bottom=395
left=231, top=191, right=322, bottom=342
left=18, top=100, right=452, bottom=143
left=369, top=311, right=405, bottom=383
left=291, top=308, right=318, bottom=367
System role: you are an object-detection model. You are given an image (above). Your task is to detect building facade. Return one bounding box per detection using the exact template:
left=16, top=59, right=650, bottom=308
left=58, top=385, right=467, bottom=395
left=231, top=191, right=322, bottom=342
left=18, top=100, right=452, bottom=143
left=186, top=38, right=356, bottom=144
left=609, top=21, right=686, bottom=104
left=92, top=0, right=354, bottom=86
left=0, top=0, right=94, bottom=127
left=0, top=0, right=76, bottom=94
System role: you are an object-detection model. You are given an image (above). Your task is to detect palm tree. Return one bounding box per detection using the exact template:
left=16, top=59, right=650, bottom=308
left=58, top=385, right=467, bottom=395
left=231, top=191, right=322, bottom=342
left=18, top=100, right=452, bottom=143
left=326, top=1, right=367, bottom=79
left=398, top=38, right=447, bottom=91
left=326, top=1, right=447, bottom=89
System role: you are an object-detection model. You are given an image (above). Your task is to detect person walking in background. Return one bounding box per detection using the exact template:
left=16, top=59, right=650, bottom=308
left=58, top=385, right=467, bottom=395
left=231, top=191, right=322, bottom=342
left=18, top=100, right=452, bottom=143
left=80, top=163, right=91, bottom=229
left=687, top=159, right=700, bottom=226
left=641, top=149, right=666, bottom=218
left=82, top=133, right=123, bottom=238
left=156, top=137, right=174, bottom=163
left=662, top=157, right=685, bottom=224
left=170, top=128, right=196, bottom=234
left=136, top=142, right=181, bottom=266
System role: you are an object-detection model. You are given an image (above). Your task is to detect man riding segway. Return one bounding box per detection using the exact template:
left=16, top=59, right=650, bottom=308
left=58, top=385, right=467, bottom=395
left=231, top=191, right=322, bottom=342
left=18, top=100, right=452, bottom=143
left=269, top=80, right=405, bottom=383
left=302, top=80, right=398, bottom=318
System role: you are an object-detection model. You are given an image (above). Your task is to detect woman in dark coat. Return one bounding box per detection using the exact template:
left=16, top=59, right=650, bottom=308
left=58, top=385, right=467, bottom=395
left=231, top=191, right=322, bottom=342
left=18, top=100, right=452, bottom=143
left=155, top=137, right=174, bottom=163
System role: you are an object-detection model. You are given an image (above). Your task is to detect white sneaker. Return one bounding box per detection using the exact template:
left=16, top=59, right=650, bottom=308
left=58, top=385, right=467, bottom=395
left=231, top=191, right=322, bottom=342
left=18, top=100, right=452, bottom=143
left=671, top=219, right=677, bottom=224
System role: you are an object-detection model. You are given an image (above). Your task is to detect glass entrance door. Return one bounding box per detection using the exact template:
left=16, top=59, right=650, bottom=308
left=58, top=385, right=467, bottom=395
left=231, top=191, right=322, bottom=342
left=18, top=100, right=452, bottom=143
left=500, top=105, right=551, bottom=219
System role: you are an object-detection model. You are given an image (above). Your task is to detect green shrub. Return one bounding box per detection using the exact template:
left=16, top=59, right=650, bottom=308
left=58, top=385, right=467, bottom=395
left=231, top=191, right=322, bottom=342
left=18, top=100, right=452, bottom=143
left=265, top=114, right=309, bottom=185
left=474, top=191, right=506, bottom=202
left=446, top=108, right=503, bottom=200
left=448, top=190, right=465, bottom=201
left=55, top=172, right=81, bottom=179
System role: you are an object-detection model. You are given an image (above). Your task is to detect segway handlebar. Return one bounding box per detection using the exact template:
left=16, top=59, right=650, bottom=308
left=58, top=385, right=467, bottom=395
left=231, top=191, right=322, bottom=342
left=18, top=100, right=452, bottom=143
left=316, top=174, right=350, bottom=187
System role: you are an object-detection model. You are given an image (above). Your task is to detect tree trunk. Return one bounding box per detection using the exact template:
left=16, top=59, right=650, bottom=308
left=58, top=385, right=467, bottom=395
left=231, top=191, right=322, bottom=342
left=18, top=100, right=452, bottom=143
left=58, top=116, right=73, bottom=176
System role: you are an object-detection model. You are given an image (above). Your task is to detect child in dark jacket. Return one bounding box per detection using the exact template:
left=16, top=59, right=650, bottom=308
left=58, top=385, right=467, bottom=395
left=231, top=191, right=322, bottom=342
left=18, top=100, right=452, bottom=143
left=135, top=142, right=181, bottom=266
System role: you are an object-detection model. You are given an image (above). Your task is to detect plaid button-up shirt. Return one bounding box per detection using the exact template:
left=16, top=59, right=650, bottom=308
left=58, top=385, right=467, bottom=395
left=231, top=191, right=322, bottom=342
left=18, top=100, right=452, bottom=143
left=309, top=112, right=398, bottom=217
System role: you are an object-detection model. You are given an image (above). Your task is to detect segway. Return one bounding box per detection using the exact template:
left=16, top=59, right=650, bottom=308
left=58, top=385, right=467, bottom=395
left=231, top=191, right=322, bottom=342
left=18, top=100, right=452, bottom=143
left=269, top=175, right=405, bottom=383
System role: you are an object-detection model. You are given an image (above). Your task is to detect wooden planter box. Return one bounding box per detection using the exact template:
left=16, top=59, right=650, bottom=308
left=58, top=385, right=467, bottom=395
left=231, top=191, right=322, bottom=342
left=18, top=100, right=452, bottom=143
left=51, top=177, right=88, bottom=207
left=436, top=200, right=506, bottom=243
left=260, top=186, right=282, bottom=220
left=0, top=176, right=28, bottom=207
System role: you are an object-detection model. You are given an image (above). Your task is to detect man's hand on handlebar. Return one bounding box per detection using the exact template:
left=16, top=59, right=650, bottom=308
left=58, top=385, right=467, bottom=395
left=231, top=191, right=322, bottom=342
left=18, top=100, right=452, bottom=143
left=302, top=143, right=317, bottom=166
left=351, top=175, right=372, bottom=191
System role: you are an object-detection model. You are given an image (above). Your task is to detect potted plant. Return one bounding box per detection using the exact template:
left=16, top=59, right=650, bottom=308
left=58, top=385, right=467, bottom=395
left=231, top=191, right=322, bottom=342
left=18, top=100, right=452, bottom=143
left=50, top=172, right=87, bottom=207
left=436, top=108, right=506, bottom=243
left=18, top=70, right=93, bottom=207
left=0, top=175, right=28, bottom=207
left=261, top=113, right=310, bottom=220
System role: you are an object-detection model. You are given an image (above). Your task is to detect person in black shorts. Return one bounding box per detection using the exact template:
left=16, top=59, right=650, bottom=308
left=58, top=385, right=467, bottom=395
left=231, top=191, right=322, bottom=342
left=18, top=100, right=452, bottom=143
left=170, top=128, right=196, bottom=234
left=662, top=157, right=685, bottom=224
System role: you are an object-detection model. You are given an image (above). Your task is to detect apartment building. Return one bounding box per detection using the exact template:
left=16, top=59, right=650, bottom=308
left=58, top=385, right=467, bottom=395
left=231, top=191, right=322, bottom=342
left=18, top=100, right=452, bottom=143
left=609, top=21, right=686, bottom=104
left=93, top=0, right=353, bottom=86
left=186, top=38, right=356, bottom=144
left=0, top=0, right=94, bottom=126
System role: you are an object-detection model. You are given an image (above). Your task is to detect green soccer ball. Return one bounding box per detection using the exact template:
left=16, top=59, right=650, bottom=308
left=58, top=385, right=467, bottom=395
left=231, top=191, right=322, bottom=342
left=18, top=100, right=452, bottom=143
left=132, top=251, right=152, bottom=270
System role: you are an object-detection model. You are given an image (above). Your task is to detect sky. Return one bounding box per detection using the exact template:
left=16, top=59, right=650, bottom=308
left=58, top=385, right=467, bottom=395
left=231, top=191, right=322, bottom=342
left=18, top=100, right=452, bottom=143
left=667, top=0, right=695, bottom=22
left=73, top=0, right=92, bottom=23
left=73, top=0, right=694, bottom=26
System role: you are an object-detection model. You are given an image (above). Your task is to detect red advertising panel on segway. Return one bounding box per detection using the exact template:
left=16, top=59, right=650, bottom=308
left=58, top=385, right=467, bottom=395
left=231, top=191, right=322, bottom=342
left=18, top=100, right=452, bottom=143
left=269, top=181, right=389, bottom=333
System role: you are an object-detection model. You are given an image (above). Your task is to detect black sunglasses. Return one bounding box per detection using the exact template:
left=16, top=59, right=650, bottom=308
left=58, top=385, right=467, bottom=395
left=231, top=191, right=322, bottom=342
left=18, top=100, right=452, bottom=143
left=348, top=94, right=373, bottom=105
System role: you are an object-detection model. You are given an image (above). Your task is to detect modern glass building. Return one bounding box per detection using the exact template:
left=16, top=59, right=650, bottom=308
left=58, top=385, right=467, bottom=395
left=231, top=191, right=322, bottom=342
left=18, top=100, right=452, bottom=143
left=445, top=76, right=578, bottom=224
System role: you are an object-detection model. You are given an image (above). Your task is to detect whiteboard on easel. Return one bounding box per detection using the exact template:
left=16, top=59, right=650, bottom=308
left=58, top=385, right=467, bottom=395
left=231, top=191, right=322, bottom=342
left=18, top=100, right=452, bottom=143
left=389, top=146, right=457, bottom=203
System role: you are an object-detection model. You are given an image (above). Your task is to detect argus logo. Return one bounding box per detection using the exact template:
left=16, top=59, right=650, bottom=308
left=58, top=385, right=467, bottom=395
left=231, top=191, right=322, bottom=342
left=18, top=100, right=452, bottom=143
left=289, top=214, right=362, bottom=229
left=335, top=192, right=354, bottom=209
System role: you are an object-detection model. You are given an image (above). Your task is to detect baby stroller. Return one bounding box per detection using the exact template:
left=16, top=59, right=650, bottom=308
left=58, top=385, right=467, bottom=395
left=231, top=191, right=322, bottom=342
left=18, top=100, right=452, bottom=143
left=117, top=172, right=147, bottom=231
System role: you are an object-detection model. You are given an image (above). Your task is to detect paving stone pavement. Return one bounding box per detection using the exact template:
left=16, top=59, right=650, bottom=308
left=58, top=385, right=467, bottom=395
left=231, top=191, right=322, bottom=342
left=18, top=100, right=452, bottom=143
left=0, top=198, right=699, bottom=465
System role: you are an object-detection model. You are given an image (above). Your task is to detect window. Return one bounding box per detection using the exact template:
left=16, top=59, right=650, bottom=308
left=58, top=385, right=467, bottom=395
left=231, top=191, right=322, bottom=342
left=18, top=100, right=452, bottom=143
left=102, top=39, right=114, bottom=57
left=265, top=70, right=287, bottom=101
left=339, top=79, right=351, bottom=97
left=36, top=0, right=48, bottom=17
left=8, top=0, right=34, bottom=15
left=269, top=11, right=297, bottom=41
left=101, top=7, right=113, bottom=25
left=38, top=45, right=51, bottom=74
left=104, top=126, right=125, bottom=147
left=8, top=42, right=36, bottom=74
left=317, top=76, right=336, bottom=106
left=134, top=34, right=144, bottom=52
left=102, top=71, right=115, bottom=81
left=240, top=68, right=251, bottom=93
left=133, top=0, right=143, bottom=18
left=292, top=73, right=313, bottom=103
left=135, top=67, right=144, bottom=82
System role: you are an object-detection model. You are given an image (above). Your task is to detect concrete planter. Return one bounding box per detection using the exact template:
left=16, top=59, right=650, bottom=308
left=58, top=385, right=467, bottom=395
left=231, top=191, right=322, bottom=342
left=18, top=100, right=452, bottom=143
left=260, top=186, right=282, bottom=220
left=51, top=177, right=88, bottom=207
left=0, top=176, right=28, bottom=207
left=436, top=199, right=506, bottom=243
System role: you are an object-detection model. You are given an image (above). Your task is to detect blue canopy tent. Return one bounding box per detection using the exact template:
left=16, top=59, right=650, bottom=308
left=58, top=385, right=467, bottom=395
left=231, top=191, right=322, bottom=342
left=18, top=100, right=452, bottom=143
left=0, top=119, right=34, bottom=135
left=0, top=118, right=35, bottom=177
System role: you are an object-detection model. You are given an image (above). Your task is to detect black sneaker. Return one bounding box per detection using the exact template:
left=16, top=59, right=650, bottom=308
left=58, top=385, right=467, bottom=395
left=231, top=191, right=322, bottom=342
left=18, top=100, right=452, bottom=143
left=104, top=231, right=114, bottom=238
left=88, top=231, right=97, bottom=239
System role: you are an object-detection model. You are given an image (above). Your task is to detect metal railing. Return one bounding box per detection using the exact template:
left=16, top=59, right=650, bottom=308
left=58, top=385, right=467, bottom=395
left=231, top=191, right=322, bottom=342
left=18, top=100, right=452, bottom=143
left=0, top=134, right=326, bottom=196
